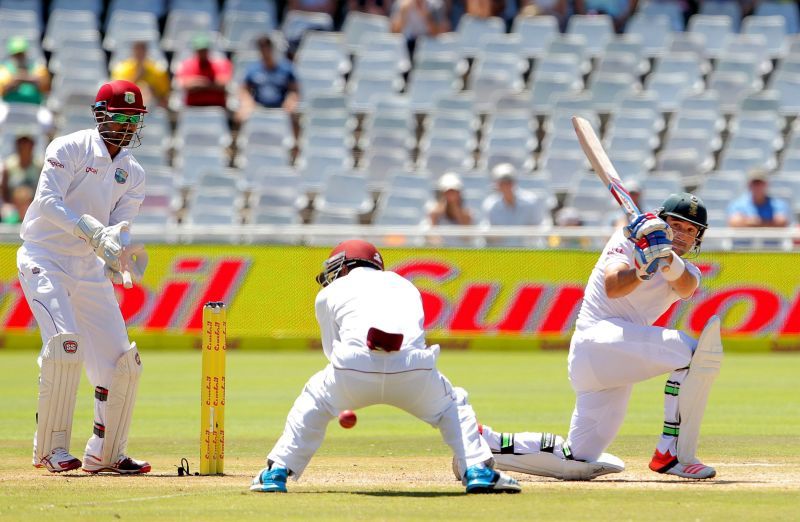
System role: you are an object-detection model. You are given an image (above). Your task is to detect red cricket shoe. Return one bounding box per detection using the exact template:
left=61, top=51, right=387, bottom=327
left=649, top=449, right=716, bottom=479
left=83, top=454, right=151, bottom=475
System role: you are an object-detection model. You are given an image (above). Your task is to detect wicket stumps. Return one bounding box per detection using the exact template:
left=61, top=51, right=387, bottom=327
left=200, top=301, right=226, bottom=475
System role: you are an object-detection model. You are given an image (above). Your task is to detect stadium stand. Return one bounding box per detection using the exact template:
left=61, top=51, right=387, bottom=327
left=0, top=0, right=799, bottom=248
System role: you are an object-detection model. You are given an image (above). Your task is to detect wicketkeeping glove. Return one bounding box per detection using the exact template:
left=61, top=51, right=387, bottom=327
left=73, top=215, right=130, bottom=272
left=105, top=243, right=149, bottom=288
left=624, top=212, right=673, bottom=243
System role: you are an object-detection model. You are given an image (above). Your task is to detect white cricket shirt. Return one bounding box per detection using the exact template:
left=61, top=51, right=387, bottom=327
left=20, top=129, right=145, bottom=255
left=575, top=229, right=701, bottom=330
left=315, top=267, right=432, bottom=372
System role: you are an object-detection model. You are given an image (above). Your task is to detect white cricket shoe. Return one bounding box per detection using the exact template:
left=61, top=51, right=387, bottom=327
left=82, top=454, right=152, bottom=474
left=649, top=449, right=716, bottom=479
left=35, top=448, right=81, bottom=473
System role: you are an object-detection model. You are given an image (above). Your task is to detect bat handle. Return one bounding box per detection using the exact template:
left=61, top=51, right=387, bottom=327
left=122, top=270, right=133, bottom=289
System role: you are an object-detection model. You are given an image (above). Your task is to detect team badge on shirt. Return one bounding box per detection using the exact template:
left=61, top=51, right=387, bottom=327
left=114, top=168, right=128, bottom=184
left=124, top=92, right=135, bottom=104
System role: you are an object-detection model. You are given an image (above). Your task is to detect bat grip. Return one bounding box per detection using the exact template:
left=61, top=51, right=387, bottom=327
left=122, top=270, right=133, bottom=289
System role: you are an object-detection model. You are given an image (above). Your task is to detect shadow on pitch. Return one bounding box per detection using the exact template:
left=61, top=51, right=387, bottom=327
left=593, top=478, right=764, bottom=486
left=350, top=491, right=464, bottom=498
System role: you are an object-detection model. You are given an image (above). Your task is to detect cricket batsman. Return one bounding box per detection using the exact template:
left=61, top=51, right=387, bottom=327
left=19, top=79, right=150, bottom=474
left=251, top=240, right=521, bottom=494
left=455, top=193, right=721, bottom=481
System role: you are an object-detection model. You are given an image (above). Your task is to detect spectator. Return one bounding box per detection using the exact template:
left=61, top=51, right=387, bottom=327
left=0, top=37, right=50, bottom=105
left=573, top=0, right=639, bottom=32
left=2, top=184, right=34, bottom=223
left=548, top=206, right=592, bottom=249
left=727, top=169, right=792, bottom=227
left=518, top=0, right=570, bottom=31
left=425, top=172, right=473, bottom=246
left=0, top=36, right=53, bottom=132
left=349, top=0, right=391, bottom=16
left=235, top=35, right=299, bottom=124
left=391, top=0, right=451, bottom=51
left=175, top=34, right=233, bottom=108
left=0, top=130, right=42, bottom=203
left=481, top=163, right=550, bottom=246
left=111, top=41, right=170, bottom=108
left=288, top=0, right=338, bottom=17
left=466, top=0, right=505, bottom=18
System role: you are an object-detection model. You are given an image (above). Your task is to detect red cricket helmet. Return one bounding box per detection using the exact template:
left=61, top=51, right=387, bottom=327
left=94, top=80, right=147, bottom=113
left=316, top=240, right=384, bottom=287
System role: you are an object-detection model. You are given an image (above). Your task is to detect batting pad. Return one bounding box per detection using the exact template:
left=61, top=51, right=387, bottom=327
left=35, top=333, right=83, bottom=463
left=678, top=316, right=723, bottom=464
left=101, top=343, right=143, bottom=465
left=494, top=452, right=625, bottom=481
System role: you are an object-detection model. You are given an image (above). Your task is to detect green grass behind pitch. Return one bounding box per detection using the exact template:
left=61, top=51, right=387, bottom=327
left=0, top=350, right=798, bottom=521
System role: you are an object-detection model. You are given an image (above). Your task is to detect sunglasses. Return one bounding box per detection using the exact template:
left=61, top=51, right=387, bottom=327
left=107, top=113, right=142, bottom=124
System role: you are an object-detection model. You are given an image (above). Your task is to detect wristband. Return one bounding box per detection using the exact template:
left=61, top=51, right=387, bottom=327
left=661, top=252, right=686, bottom=282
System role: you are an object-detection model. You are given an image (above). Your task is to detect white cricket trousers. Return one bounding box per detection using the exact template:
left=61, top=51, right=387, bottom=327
left=267, top=359, right=492, bottom=478
left=17, top=243, right=132, bottom=457
left=566, top=318, right=697, bottom=461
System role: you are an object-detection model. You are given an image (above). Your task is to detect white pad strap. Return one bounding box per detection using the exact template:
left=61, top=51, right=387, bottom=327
left=100, top=343, right=143, bottom=465
left=35, top=333, right=83, bottom=463
left=677, top=316, right=723, bottom=464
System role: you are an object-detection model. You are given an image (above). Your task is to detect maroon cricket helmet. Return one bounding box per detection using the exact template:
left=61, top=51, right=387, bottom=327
left=316, top=240, right=384, bottom=287
left=94, top=80, right=147, bottom=113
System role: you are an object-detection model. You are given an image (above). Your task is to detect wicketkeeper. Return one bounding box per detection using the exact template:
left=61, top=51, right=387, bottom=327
left=251, top=240, right=521, bottom=494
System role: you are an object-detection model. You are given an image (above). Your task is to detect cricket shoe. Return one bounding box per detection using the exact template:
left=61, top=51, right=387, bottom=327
left=82, top=454, right=152, bottom=474
left=464, top=465, right=521, bottom=494
left=35, top=448, right=81, bottom=473
left=649, top=449, right=716, bottom=479
left=250, top=466, right=288, bottom=493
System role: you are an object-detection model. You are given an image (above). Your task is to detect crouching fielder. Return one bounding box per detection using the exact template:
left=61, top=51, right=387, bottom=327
left=251, top=240, right=520, bottom=494
left=19, top=80, right=150, bottom=474
left=567, top=192, right=721, bottom=479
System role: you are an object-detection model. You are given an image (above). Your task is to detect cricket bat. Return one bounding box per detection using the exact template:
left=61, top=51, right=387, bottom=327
left=572, top=115, right=670, bottom=270
left=571, top=116, right=642, bottom=219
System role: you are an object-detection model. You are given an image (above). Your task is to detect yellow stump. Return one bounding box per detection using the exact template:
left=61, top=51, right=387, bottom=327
left=200, top=302, right=226, bottom=475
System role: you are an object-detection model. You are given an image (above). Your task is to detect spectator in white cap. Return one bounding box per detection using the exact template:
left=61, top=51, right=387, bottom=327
left=424, top=172, right=473, bottom=246
left=481, top=163, right=550, bottom=247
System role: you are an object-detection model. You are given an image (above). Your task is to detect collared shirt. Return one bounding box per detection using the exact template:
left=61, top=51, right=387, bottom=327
left=482, top=189, right=548, bottom=227
left=20, top=128, right=145, bottom=256
left=314, top=267, right=429, bottom=372
left=176, top=56, right=233, bottom=107
left=575, top=229, right=701, bottom=330
left=112, top=58, right=170, bottom=99
left=243, top=60, right=295, bottom=108
left=727, top=193, right=793, bottom=225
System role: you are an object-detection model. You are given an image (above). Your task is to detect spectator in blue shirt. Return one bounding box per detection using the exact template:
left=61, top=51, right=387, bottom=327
left=727, top=169, right=792, bottom=228
left=236, top=35, right=299, bottom=123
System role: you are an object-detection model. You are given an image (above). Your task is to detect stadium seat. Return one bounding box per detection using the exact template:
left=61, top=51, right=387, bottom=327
left=457, top=14, right=505, bottom=58
left=512, top=15, right=558, bottom=59
left=688, top=14, right=733, bottom=59
left=567, top=14, right=614, bottom=58
left=342, top=11, right=389, bottom=52
left=625, top=13, right=671, bottom=57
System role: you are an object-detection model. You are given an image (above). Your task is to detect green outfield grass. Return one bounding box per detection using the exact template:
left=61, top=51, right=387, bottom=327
left=1, top=350, right=798, bottom=521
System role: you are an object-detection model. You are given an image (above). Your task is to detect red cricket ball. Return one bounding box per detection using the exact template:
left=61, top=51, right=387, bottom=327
left=338, top=409, right=357, bottom=429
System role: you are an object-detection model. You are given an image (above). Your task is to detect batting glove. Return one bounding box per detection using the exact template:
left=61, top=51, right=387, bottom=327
left=624, top=213, right=673, bottom=243
left=633, top=231, right=673, bottom=281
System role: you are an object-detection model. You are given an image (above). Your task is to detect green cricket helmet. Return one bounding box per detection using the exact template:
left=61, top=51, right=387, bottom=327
left=657, top=192, right=708, bottom=255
